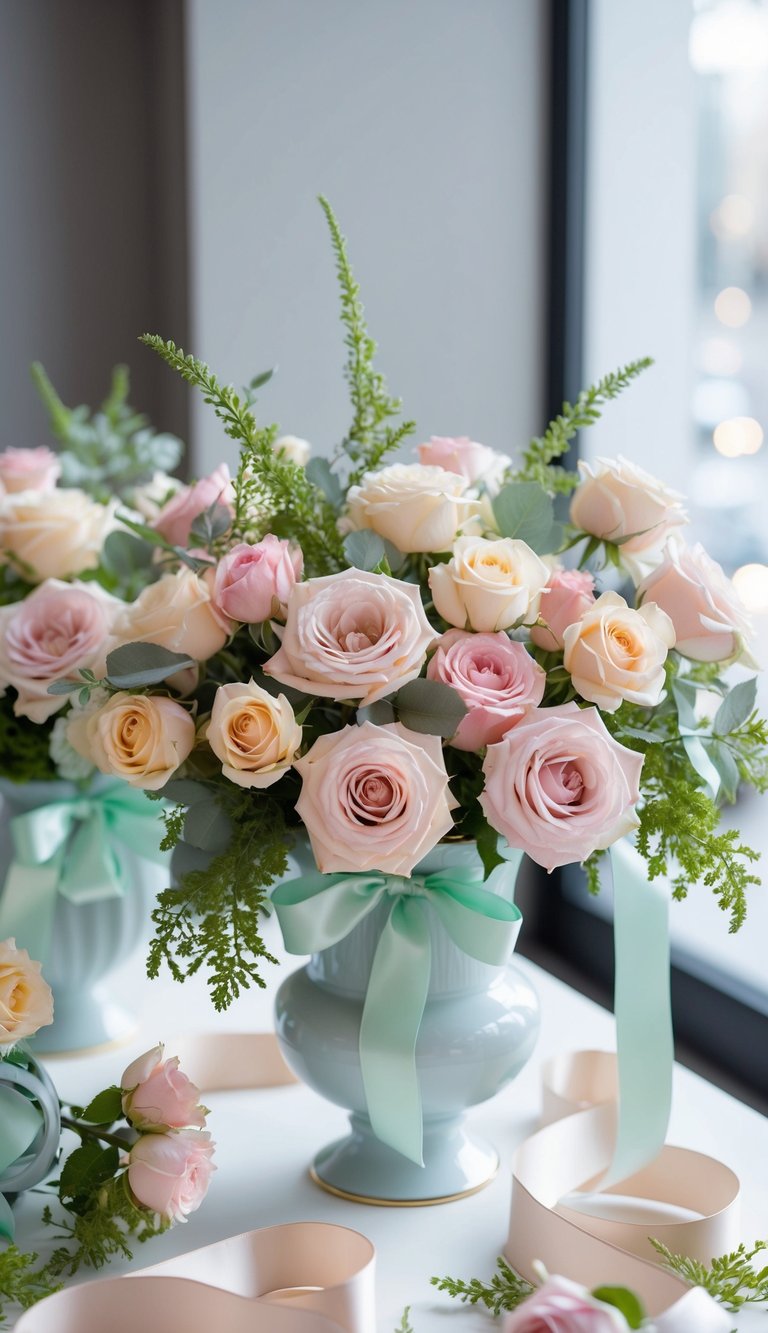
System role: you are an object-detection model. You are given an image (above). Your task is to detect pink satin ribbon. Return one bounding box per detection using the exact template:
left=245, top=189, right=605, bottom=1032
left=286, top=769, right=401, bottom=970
left=506, top=1050, right=738, bottom=1330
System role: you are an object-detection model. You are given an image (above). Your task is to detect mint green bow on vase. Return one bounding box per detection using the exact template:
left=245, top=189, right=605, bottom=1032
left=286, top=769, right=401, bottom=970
left=0, top=784, right=168, bottom=966
left=272, top=867, right=522, bottom=1166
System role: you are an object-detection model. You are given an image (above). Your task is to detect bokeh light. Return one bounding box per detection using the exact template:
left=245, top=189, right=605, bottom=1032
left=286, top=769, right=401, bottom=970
left=733, top=563, right=768, bottom=613
left=714, top=286, right=752, bottom=328
left=712, top=416, right=764, bottom=457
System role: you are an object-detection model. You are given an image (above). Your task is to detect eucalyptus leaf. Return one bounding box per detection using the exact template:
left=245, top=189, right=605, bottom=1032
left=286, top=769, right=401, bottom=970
left=105, top=642, right=196, bottom=688
left=160, top=779, right=212, bottom=808
left=714, top=677, right=757, bottom=737
left=394, top=678, right=467, bottom=737
left=682, top=735, right=721, bottom=799
left=704, top=739, right=741, bottom=803
left=306, top=456, right=343, bottom=507
left=183, top=801, right=233, bottom=853
left=357, top=700, right=397, bottom=726
left=101, top=529, right=155, bottom=577
left=46, top=679, right=82, bottom=696
left=190, top=500, right=233, bottom=547
left=343, top=530, right=386, bottom=571
left=492, top=482, right=556, bottom=554
left=671, top=678, right=699, bottom=731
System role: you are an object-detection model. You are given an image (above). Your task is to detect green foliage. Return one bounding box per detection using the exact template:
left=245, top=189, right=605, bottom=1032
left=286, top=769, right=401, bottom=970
left=431, top=1255, right=535, bottom=1315
left=157, top=802, right=187, bottom=853
left=104, top=642, right=197, bottom=689
left=515, top=357, right=653, bottom=494
left=31, top=361, right=183, bottom=502
left=147, top=787, right=287, bottom=1010
left=318, top=196, right=415, bottom=482
left=79, top=1087, right=123, bottom=1126
left=394, top=1309, right=414, bottom=1333
left=591, top=1285, right=646, bottom=1327
left=0, top=694, right=57, bottom=783
left=43, top=1175, right=169, bottom=1279
left=492, top=481, right=561, bottom=553
left=650, top=1237, right=768, bottom=1313
left=393, top=678, right=468, bottom=738
left=0, top=1246, right=60, bottom=1325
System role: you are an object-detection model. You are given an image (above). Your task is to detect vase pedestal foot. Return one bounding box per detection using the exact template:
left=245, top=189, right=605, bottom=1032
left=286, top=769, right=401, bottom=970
left=309, top=1111, right=498, bottom=1206
left=31, top=984, right=138, bottom=1057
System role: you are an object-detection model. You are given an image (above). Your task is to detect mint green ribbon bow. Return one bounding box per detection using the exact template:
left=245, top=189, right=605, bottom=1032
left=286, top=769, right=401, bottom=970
left=272, top=868, right=522, bottom=1166
left=0, top=1086, right=43, bottom=1240
left=0, top=785, right=167, bottom=966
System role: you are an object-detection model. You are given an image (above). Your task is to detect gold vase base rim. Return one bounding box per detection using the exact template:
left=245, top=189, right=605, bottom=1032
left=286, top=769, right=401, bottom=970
left=308, top=1158, right=498, bottom=1208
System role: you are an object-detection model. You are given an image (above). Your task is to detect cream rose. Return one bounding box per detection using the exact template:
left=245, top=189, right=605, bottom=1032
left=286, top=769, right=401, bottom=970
left=638, top=539, right=757, bottom=666
left=563, top=591, right=675, bottom=712
left=345, top=463, right=479, bottom=553
left=429, top=535, right=550, bottom=632
left=570, top=456, right=687, bottom=579
left=68, top=692, right=195, bottom=790
left=0, top=938, right=54, bottom=1045
left=264, top=567, right=436, bottom=704
left=0, top=446, right=60, bottom=493
left=0, top=488, right=115, bottom=582
left=273, top=435, right=311, bottom=466
left=294, top=721, right=457, bottom=875
left=207, top=680, right=301, bottom=788
left=108, top=568, right=229, bottom=665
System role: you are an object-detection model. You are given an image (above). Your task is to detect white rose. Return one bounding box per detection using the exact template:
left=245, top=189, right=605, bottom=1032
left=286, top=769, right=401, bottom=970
left=128, top=472, right=184, bottom=522
left=428, top=535, right=550, bottom=631
left=638, top=539, right=757, bottom=667
left=570, top=456, right=688, bottom=581
left=206, top=680, right=301, bottom=788
left=563, top=590, right=676, bottom=711
left=273, top=435, right=311, bottom=467
left=0, top=488, right=115, bottom=581
left=346, top=463, right=479, bottom=553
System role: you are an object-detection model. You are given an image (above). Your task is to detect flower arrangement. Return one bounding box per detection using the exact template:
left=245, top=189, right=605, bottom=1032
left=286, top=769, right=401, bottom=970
left=1, top=198, right=766, bottom=1015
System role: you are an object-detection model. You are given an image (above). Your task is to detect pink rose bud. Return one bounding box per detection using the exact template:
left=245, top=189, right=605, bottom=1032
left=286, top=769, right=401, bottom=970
left=128, top=1129, right=215, bottom=1222
left=211, top=536, right=303, bottom=624
left=427, top=629, right=545, bottom=749
left=504, top=1273, right=634, bottom=1331
left=122, top=1044, right=206, bottom=1131
left=530, top=568, right=597, bottom=651
left=0, top=446, right=61, bottom=494
left=153, top=463, right=234, bottom=547
left=417, top=435, right=511, bottom=488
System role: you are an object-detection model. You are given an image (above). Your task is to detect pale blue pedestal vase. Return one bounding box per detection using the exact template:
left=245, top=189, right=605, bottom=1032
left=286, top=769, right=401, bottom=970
left=274, top=841, right=539, bottom=1205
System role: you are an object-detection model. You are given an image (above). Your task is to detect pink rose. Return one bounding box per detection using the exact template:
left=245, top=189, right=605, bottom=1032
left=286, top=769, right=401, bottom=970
left=530, top=568, right=596, bottom=651
left=211, top=536, right=303, bottom=624
left=481, top=703, right=643, bottom=871
left=0, top=447, right=60, bottom=493
left=127, top=1129, right=215, bottom=1222
left=122, top=1044, right=206, bottom=1131
left=570, top=456, right=687, bottom=580
left=0, top=580, right=119, bottom=722
left=638, top=540, right=756, bottom=666
left=427, top=630, right=545, bottom=749
left=295, top=721, right=457, bottom=874
left=417, top=436, right=511, bottom=491
left=153, top=463, right=234, bottom=547
left=504, top=1274, right=632, bottom=1332
left=264, top=567, right=436, bottom=705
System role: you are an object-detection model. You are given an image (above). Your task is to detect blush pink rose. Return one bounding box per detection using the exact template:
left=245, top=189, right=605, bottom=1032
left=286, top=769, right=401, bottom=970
left=122, top=1044, right=206, bottom=1131
left=211, top=536, right=303, bottom=624
left=530, top=568, right=597, bottom=651
left=481, top=702, right=643, bottom=871
left=295, top=721, right=457, bottom=874
left=504, top=1274, right=632, bottom=1332
left=0, top=580, right=119, bottom=722
left=264, top=567, right=437, bottom=705
left=638, top=539, right=756, bottom=666
left=417, top=436, right=511, bottom=491
left=427, top=630, right=545, bottom=749
left=0, top=447, right=60, bottom=493
left=570, top=456, right=687, bottom=581
left=153, top=463, right=234, bottom=547
left=128, top=1129, right=215, bottom=1222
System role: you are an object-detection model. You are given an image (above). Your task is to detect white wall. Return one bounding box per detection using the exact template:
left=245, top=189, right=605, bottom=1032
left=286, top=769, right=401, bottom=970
left=185, top=0, right=547, bottom=471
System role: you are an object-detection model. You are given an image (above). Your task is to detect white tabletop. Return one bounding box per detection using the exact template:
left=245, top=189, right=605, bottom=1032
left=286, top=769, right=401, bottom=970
left=11, top=918, right=767, bottom=1331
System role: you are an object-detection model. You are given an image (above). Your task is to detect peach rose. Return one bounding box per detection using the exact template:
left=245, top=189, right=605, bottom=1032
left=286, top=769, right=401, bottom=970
left=570, top=456, right=687, bottom=579
left=417, top=436, right=511, bottom=494
left=481, top=703, right=643, bottom=871
left=273, top=435, right=311, bottom=466
left=429, top=535, right=550, bottom=632
left=563, top=591, right=675, bottom=712
left=295, top=721, right=457, bottom=875
left=211, top=536, right=303, bottom=624
left=346, top=463, right=479, bottom=553
left=0, top=580, right=119, bottom=722
left=207, top=681, right=301, bottom=788
left=108, top=568, right=229, bottom=666
left=128, top=1129, right=215, bottom=1221
left=122, top=1044, right=206, bottom=1131
left=530, top=568, right=597, bottom=651
left=153, top=463, right=234, bottom=547
left=0, top=447, right=60, bottom=493
left=427, top=629, right=545, bottom=749
left=0, top=488, right=115, bottom=581
left=68, top=691, right=195, bottom=790
left=264, top=567, right=436, bottom=705
left=0, top=939, right=54, bottom=1045
left=638, top=539, right=757, bottom=666
left=504, top=1274, right=633, bottom=1332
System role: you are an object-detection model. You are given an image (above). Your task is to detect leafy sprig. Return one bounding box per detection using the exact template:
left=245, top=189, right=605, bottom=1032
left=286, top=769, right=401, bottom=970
left=650, top=1237, right=768, bottom=1313
left=43, top=1175, right=169, bottom=1279
left=394, top=1308, right=414, bottom=1332
left=431, top=1256, right=535, bottom=1314
left=0, top=1247, right=60, bottom=1325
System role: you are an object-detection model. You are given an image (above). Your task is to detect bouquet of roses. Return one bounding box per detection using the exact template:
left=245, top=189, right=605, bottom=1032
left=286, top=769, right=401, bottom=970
left=4, top=199, right=766, bottom=1012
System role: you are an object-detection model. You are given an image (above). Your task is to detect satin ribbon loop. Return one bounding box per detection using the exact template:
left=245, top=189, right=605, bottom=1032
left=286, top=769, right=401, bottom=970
left=273, top=866, right=522, bottom=1167
left=0, top=1083, right=45, bottom=1241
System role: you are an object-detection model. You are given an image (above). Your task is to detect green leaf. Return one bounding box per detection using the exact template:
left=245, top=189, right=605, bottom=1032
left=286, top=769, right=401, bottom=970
left=46, top=679, right=82, bottom=696
left=248, top=367, right=275, bottom=392
left=182, top=801, right=233, bottom=853
left=704, top=739, right=741, bottom=803
left=394, top=678, right=467, bottom=737
left=189, top=500, right=232, bottom=547
left=476, top=817, right=504, bottom=878
left=343, top=530, right=386, bottom=571
left=492, top=482, right=556, bottom=553
left=714, top=678, right=757, bottom=737
left=160, top=778, right=212, bottom=807
left=306, top=456, right=344, bottom=507
left=683, top=734, right=721, bottom=798
left=101, top=530, right=155, bottom=577
left=591, top=1286, right=646, bottom=1328
left=60, top=1142, right=119, bottom=1205
left=79, top=1086, right=123, bottom=1125
left=105, top=642, right=196, bottom=688
left=357, top=700, right=397, bottom=726
left=672, top=678, right=699, bottom=730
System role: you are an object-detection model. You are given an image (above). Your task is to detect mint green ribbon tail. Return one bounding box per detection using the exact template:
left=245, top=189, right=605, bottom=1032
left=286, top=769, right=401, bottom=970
left=0, top=1086, right=43, bottom=1240
left=0, top=784, right=168, bottom=966
left=272, top=868, right=522, bottom=1166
